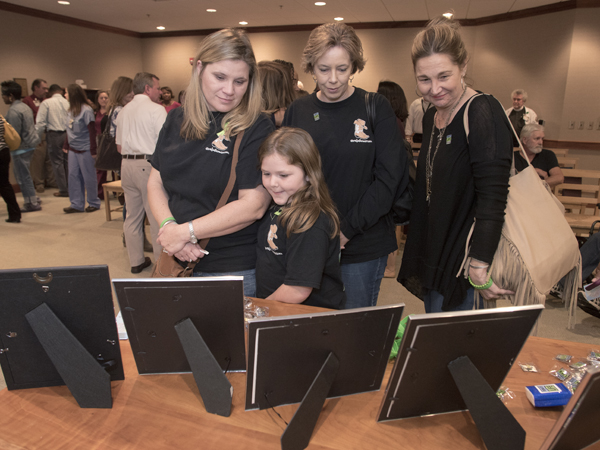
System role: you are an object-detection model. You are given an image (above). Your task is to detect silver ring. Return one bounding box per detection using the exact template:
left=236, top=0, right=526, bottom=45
left=163, top=249, right=169, bottom=254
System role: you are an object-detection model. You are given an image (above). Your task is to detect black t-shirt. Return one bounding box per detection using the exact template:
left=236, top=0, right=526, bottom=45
left=256, top=206, right=346, bottom=310
left=514, top=149, right=559, bottom=175
left=282, top=88, right=405, bottom=264
left=151, top=108, right=275, bottom=272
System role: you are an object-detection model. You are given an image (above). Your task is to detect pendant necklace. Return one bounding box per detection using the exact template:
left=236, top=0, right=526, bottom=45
left=425, top=87, right=468, bottom=203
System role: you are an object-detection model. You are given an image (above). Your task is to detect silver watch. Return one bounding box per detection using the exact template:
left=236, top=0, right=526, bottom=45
left=188, top=221, right=198, bottom=244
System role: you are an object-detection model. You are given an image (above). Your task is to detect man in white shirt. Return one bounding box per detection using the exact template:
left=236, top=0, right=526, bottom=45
left=35, top=84, right=70, bottom=197
left=116, top=72, right=167, bottom=273
left=405, top=98, right=431, bottom=144
left=505, top=89, right=538, bottom=146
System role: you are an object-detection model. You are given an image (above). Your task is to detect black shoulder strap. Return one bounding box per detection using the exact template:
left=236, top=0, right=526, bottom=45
left=365, top=92, right=376, bottom=132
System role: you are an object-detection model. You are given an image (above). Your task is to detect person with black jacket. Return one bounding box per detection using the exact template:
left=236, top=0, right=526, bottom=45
left=398, top=16, right=514, bottom=312
left=283, top=22, right=407, bottom=309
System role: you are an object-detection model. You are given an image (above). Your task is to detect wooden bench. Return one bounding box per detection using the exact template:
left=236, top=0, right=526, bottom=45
left=556, top=157, right=578, bottom=169
left=555, top=169, right=600, bottom=235
left=549, top=148, right=569, bottom=157
left=102, top=180, right=124, bottom=221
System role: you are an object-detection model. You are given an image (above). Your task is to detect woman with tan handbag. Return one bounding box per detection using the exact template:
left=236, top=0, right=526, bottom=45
left=148, top=28, right=275, bottom=296
left=1, top=80, right=41, bottom=214
left=398, top=16, right=515, bottom=312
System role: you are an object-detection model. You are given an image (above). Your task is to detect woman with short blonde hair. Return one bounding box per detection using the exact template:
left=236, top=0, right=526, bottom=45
left=301, top=22, right=365, bottom=75
left=283, top=22, right=409, bottom=309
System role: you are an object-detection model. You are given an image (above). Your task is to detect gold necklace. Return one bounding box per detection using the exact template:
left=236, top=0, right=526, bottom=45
left=425, top=87, right=468, bottom=203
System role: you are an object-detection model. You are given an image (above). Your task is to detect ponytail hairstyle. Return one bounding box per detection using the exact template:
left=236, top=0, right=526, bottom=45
left=66, top=84, right=88, bottom=118
left=181, top=28, right=262, bottom=141
left=258, top=127, right=340, bottom=238
left=411, top=14, right=468, bottom=70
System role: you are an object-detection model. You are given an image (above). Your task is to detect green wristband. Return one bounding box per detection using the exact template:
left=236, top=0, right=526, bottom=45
left=468, top=276, right=493, bottom=290
left=160, top=217, right=176, bottom=228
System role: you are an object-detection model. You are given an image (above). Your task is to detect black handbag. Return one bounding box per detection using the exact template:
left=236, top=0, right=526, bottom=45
left=95, top=107, right=121, bottom=171
left=365, top=92, right=415, bottom=225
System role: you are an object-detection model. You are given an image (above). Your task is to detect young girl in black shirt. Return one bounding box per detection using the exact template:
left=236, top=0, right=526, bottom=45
left=256, top=127, right=346, bottom=309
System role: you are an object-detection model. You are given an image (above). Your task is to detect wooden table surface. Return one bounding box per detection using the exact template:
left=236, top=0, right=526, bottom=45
left=1, top=300, right=599, bottom=450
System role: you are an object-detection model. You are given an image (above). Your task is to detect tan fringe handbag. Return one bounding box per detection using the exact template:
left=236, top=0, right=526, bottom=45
left=459, top=94, right=581, bottom=328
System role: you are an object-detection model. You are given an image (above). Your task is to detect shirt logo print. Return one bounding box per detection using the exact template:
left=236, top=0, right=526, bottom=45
left=267, top=224, right=279, bottom=251
left=211, top=134, right=229, bottom=152
left=353, top=118, right=370, bottom=139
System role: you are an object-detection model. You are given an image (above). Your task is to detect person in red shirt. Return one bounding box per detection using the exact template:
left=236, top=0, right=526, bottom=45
left=22, top=79, right=48, bottom=117
left=160, top=86, right=180, bottom=113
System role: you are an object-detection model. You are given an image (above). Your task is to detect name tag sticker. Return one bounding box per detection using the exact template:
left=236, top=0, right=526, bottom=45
left=313, top=112, right=320, bottom=121
left=446, top=134, right=452, bottom=145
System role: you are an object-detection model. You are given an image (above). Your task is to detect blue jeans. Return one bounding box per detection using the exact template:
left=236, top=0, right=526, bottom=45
left=68, top=150, right=101, bottom=210
left=424, top=288, right=482, bottom=313
left=192, top=268, right=256, bottom=298
left=341, top=255, right=387, bottom=309
left=11, top=149, right=37, bottom=204
left=558, top=232, right=600, bottom=289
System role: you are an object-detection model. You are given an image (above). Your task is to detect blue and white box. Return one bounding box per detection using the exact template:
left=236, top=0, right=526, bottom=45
left=525, top=383, right=572, bottom=407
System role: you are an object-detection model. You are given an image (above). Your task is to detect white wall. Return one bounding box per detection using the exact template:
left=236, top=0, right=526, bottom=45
left=2, top=7, right=600, bottom=150
left=0, top=10, right=143, bottom=116
left=560, top=8, right=600, bottom=142
left=139, top=11, right=587, bottom=141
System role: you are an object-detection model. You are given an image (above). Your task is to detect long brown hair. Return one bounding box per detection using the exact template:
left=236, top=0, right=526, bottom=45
left=258, top=127, right=340, bottom=238
left=258, top=61, right=296, bottom=114
left=108, top=76, right=133, bottom=108
left=93, top=90, right=109, bottom=113
left=66, top=84, right=88, bottom=118
left=377, top=81, right=408, bottom=122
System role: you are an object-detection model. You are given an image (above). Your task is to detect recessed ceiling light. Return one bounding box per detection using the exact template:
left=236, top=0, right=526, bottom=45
left=157, top=26, right=166, bottom=30
left=443, top=12, right=453, bottom=18
left=239, top=21, right=248, bottom=25
left=334, top=17, right=344, bottom=21
left=207, top=9, right=216, bottom=12
left=57, top=1, right=70, bottom=4
left=315, top=2, right=326, bottom=6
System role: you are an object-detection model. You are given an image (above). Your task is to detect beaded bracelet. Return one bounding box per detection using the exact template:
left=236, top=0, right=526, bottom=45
left=160, top=217, right=176, bottom=228
left=468, top=276, right=493, bottom=290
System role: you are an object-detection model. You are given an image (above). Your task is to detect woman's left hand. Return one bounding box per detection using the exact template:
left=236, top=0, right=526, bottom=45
left=479, top=281, right=515, bottom=300
left=469, top=263, right=514, bottom=300
left=157, top=223, right=189, bottom=255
